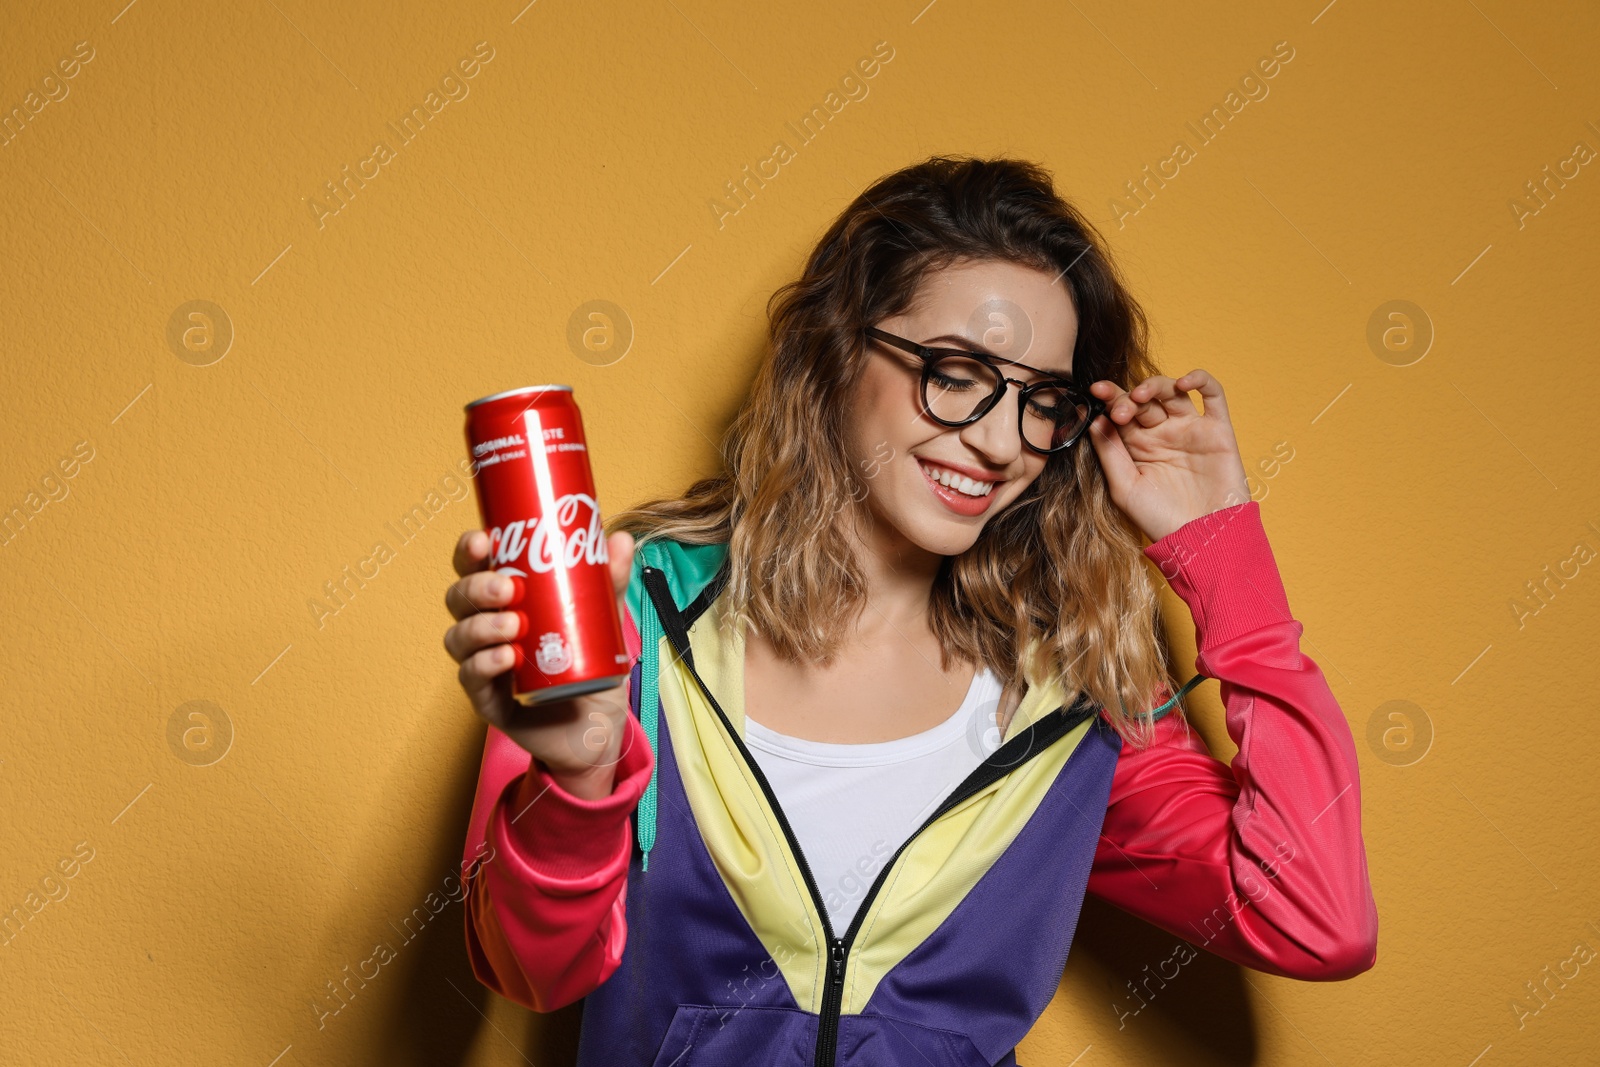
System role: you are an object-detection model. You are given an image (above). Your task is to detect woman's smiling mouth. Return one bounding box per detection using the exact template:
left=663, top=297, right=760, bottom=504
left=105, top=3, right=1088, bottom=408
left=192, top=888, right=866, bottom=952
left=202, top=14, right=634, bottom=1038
left=916, top=457, right=1004, bottom=515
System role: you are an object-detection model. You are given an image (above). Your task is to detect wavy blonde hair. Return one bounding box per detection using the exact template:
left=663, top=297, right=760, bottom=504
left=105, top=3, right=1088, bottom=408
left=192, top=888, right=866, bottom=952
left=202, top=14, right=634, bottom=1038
left=607, top=155, right=1181, bottom=747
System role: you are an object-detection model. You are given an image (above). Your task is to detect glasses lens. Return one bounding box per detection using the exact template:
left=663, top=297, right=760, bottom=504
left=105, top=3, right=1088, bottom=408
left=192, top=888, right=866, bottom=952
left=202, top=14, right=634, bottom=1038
left=1023, top=385, right=1092, bottom=452
left=923, top=354, right=1000, bottom=423
left=922, top=353, right=1092, bottom=452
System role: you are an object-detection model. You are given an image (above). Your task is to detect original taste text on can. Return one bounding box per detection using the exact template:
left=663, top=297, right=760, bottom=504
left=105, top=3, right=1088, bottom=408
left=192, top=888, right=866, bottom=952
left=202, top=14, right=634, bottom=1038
left=463, top=385, right=629, bottom=706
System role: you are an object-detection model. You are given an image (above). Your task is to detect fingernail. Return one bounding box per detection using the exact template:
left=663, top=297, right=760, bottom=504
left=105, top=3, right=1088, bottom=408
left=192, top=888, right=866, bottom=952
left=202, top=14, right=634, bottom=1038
left=495, top=576, right=511, bottom=597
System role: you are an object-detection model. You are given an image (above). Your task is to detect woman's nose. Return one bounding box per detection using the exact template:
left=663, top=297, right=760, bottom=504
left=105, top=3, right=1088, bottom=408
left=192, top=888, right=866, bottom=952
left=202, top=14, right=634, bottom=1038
left=958, top=381, right=1024, bottom=462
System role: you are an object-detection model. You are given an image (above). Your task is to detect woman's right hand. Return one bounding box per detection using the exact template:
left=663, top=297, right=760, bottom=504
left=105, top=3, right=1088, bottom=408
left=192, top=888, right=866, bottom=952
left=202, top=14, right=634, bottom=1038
left=444, top=527, right=637, bottom=800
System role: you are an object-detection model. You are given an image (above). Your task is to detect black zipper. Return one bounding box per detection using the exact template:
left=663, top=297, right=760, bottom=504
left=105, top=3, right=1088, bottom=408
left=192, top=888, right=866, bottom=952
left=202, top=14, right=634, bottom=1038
left=641, top=566, right=1094, bottom=1067
left=812, top=693, right=1093, bottom=1066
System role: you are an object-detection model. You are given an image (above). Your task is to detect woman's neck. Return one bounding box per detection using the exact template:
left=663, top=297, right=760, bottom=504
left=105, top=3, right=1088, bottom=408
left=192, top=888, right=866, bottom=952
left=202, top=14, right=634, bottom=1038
left=732, top=513, right=945, bottom=664
left=841, top=505, right=944, bottom=644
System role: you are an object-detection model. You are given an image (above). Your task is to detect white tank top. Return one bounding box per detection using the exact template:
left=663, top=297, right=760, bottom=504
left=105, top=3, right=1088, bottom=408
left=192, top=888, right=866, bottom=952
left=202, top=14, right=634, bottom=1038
left=743, top=667, right=1007, bottom=934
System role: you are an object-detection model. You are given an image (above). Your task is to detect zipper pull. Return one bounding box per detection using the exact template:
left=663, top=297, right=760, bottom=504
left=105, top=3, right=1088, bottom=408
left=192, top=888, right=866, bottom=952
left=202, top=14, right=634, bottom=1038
left=829, top=938, right=847, bottom=983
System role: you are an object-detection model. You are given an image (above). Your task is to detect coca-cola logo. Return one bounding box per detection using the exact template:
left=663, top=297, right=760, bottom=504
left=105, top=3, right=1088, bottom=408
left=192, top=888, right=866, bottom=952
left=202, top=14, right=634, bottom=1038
left=488, top=494, right=608, bottom=576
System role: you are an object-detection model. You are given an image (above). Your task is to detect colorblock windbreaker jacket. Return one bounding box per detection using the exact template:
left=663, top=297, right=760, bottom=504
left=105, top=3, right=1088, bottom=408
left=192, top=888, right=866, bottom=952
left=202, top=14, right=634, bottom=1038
left=460, top=501, right=1379, bottom=1066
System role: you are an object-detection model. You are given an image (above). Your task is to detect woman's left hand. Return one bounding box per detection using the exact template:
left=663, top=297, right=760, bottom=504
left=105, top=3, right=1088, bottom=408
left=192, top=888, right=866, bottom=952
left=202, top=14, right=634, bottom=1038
left=1085, top=370, right=1253, bottom=543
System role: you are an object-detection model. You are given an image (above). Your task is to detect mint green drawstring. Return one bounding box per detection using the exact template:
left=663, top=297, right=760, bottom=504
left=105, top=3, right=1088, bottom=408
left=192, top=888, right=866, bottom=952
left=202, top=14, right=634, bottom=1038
left=1140, top=672, right=1207, bottom=721
left=636, top=566, right=663, bottom=872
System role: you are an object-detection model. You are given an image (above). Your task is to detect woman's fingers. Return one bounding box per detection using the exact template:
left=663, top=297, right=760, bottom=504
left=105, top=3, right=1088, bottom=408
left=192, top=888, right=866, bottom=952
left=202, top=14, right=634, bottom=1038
left=453, top=529, right=491, bottom=578
left=445, top=568, right=519, bottom=621
left=1142, top=375, right=1206, bottom=418
left=609, top=530, right=637, bottom=632
left=1092, top=374, right=1208, bottom=429
left=444, top=609, right=526, bottom=663
left=457, top=645, right=516, bottom=722
left=1125, top=378, right=1171, bottom=427
left=1174, top=369, right=1230, bottom=421
left=1093, top=378, right=1167, bottom=428
left=1088, top=412, right=1138, bottom=489
left=609, top=530, right=635, bottom=599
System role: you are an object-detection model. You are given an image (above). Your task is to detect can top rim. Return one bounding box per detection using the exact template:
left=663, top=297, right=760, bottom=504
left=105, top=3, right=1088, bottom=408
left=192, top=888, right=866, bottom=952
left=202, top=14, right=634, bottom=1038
left=465, top=385, right=574, bottom=409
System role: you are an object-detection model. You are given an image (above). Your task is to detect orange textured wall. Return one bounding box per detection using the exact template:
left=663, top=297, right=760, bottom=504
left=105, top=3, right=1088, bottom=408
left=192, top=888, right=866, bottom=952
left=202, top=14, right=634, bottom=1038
left=3, top=1, right=1597, bottom=1064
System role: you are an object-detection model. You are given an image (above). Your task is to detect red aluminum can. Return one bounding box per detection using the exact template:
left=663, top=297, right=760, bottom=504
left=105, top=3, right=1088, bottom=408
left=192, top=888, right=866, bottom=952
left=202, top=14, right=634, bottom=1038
left=463, top=385, right=629, bottom=705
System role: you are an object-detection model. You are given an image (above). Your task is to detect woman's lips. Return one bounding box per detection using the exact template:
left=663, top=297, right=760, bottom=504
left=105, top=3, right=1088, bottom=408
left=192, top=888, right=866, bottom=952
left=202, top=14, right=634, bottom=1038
left=917, top=458, right=1000, bottom=517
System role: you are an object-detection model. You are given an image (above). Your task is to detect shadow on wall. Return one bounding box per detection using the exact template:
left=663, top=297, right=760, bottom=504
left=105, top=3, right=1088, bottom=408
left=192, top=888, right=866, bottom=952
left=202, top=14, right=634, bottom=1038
left=1065, top=893, right=1259, bottom=1065
left=377, top=710, right=585, bottom=1066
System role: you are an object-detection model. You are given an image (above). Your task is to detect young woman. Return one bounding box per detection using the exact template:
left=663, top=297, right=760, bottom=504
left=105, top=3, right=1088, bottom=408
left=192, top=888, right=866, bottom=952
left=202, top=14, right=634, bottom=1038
left=445, top=156, right=1378, bottom=1067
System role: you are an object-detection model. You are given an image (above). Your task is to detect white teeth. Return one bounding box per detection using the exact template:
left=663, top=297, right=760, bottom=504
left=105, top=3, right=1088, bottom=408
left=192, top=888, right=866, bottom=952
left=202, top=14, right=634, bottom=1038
left=919, top=460, right=994, bottom=498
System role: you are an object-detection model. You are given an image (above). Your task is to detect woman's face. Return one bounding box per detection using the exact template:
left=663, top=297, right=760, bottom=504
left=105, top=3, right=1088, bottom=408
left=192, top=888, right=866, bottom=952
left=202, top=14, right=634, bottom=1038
left=843, top=258, right=1081, bottom=563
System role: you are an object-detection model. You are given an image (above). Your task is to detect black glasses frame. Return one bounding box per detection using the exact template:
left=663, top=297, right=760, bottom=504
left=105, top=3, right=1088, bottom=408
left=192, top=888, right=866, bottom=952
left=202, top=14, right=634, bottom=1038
left=864, top=326, right=1105, bottom=454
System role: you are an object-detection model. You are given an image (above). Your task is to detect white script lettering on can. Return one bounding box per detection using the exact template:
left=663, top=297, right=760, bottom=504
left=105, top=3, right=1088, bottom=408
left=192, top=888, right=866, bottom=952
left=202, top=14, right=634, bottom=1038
left=488, top=494, right=608, bottom=575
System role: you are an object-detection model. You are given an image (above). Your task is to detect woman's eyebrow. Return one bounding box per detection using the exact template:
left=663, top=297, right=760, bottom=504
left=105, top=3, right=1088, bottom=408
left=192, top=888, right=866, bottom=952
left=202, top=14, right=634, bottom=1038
left=923, top=333, right=1075, bottom=381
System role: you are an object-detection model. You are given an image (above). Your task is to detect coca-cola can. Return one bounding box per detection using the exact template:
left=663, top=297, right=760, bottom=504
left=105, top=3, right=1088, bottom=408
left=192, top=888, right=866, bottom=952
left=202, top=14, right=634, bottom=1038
left=463, top=385, right=629, bottom=706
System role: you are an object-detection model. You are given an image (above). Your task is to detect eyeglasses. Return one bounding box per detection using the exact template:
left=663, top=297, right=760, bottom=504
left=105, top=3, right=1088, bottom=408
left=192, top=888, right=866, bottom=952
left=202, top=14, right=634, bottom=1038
left=864, top=326, right=1105, bottom=454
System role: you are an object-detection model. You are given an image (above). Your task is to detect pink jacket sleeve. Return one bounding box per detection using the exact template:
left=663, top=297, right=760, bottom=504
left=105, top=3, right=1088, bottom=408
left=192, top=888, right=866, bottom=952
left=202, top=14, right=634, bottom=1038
left=460, top=603, right=652, bottom=1013
left=1086, top=500, right=1379, bottom=980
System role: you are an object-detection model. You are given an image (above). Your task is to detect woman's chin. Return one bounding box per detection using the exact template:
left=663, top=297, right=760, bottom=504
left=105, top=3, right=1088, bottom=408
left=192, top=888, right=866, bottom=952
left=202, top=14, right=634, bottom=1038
left=887, top=508, right=986, bottom=560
